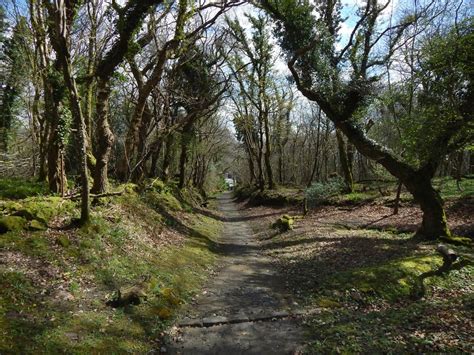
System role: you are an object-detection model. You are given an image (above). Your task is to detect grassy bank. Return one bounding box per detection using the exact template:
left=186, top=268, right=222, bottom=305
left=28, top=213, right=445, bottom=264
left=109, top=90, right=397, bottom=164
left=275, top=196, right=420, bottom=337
left=0, top=179, right=222, bottom=353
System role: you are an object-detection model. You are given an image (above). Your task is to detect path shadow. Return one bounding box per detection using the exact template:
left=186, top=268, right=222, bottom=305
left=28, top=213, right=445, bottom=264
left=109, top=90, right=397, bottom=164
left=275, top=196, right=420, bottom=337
left=263, top=230, right=420, bottom=295
left=192, top=206, right=283, bottom=223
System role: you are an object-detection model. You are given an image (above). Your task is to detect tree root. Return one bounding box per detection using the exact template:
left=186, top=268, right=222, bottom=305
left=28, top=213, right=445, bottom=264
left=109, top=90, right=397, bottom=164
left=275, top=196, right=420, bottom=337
left=411, top=244, right=472, bottom=300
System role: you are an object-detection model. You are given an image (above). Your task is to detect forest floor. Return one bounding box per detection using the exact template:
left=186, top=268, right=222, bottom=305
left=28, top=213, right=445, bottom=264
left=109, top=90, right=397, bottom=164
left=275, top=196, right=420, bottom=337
left=237, top=190, right=473, bottom=353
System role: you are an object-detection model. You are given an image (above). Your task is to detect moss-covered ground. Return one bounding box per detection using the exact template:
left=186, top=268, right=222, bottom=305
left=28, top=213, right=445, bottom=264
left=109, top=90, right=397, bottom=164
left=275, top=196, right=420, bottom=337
left=0, top=179, right=222, bottom=354
left=240, top=199, right=473, bottom=353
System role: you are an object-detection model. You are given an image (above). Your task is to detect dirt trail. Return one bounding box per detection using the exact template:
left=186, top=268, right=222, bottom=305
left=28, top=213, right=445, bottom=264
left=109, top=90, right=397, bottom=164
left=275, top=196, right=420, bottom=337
left=165, top=192, right=307, bottom=354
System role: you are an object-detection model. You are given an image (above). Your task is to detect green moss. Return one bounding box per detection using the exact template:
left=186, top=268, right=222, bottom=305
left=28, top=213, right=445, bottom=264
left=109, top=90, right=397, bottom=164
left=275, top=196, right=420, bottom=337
left=333, top=192, right=377, bottom=205
left=321, top=255, right=443, bottom=302
left=121, top=183, right=138, bottom=194
left=57, top=235, right=71, bottom=247
left=144, top=190, right=183, bottom=212
left=0, top=178, right=47, bottom=199
left=28, top=219, right=47, bottom=231
left=434, top=176, right=474, bottom=199
left=0, top=216, right=27, bottom=233
left=0, top=197, right=75, bottom=225
left=440, top=235, right=472, bottom=246
left=316, top=297, right=342, bottom=308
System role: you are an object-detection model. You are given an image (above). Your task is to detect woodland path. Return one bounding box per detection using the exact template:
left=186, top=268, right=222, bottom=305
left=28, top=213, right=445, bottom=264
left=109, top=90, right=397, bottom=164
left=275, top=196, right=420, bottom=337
left=165, top=192, right=307, bottom=354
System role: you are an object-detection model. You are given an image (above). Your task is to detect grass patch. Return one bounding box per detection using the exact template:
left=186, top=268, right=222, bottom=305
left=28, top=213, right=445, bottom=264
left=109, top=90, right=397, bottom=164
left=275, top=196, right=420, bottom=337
left=0, top=178, right=47, bottom=199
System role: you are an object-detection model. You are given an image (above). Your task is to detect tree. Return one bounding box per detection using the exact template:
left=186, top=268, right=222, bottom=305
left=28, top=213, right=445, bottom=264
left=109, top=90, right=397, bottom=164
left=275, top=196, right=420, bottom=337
left=117, top=0, right=241, bottom=182
left=45, top=0, right=90, bottom=223
left=227, top=13, right=277, bottom=190
left=258, top=0, right=473, bottom=239
left=0, top=15, right=30, bottom=151
left=91, top=0, right=168, bottom=193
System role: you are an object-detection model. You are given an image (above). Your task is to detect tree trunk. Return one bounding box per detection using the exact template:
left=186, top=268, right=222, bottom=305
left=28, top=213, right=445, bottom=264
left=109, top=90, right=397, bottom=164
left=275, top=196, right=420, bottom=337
left=178, top=123, right=193, bottom=189
left=131, top=104, right=153, bottom=183
left=161, top=133, right=174, bottom=182
left=263, top=112, right=274, bottom=189
left=150, top=139, right=162, bottom=177
left=92, top=79, right=114, bottom=193
left=46, top=0, right=90, bottom=223
left=336, top=129, right=354, bottom=193
left=46, top=89, right=66, bottom=194
left=405, top=177, right=450, bottom=239
left=393, top=180, right=403, bottom=215
left=62, top=72, right=90, bottom=223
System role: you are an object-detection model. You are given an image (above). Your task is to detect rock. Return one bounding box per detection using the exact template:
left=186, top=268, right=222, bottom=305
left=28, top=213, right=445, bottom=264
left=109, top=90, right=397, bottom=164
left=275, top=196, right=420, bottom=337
left=28, top=219, right=47, bottom=231
left=57, top=290, right=75, bottom=301
left=56, top=235, right=71, bottom=247
left=64, top=332, right=79, bottom=341
left=228, top=313, right=249, bottom=324
left=0, top=216, right=27, bottom=233
left=270, top=311, right=289, bottom=318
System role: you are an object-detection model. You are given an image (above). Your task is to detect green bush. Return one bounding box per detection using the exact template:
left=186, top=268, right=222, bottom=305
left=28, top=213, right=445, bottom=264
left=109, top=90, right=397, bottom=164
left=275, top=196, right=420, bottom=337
left=305, top=177, right=345, bottom=207
left=272, top=215, right=294, bottom=232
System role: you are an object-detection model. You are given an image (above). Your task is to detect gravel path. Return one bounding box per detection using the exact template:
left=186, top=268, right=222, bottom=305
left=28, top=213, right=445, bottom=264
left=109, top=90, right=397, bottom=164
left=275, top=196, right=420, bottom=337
left=165, top=192, right=307, bottom=354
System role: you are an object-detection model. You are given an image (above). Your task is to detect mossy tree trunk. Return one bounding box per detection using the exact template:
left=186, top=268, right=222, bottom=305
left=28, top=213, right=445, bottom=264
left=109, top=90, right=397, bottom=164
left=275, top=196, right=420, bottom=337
left=91, top=79, right=113, bottom=194
left=46, top=0, right=90, bottom=222
left=262, top=110, right=274, bottom=189
left=404, top=177, right=450, bottom=239
left=46, top=65, right=67, bottom=195
left=178, top=122, right=193, bottom=189
left=90, top=0, right=167, bottom=191
left=161, top=132, right=174, bottom=182
left=336, top=129, right=354, bottom=193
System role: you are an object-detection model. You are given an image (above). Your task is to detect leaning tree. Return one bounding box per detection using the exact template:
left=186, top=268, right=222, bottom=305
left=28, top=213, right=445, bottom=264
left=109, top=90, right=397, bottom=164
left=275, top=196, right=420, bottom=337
left=258, top=0, right=473, bottom=239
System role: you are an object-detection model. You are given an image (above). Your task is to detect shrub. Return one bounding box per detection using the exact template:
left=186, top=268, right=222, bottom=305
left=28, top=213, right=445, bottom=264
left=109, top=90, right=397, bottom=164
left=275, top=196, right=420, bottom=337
left=272, top=215, right=294, bottom=232
left=305, top=177, right=345, bottom=207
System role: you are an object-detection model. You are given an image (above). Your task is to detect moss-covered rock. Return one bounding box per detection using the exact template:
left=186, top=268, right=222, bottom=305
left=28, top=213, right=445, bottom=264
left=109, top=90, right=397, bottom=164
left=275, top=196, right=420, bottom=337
left=28, top=219, right=47, bottom=231
left=150, top=179, right=166, bottom=193
left=12, top=208, right=38, bottom=221
left=160, top=287, right=181, bottom=306
left=0, top=216, right=27, bottom=233
left=57, top=235, right=71, bottom=247
left=122, top=183, right=139, bottom=194
left=0, top=197, right=74, bottom=225
left=272, top=215, right=294, bottom=232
